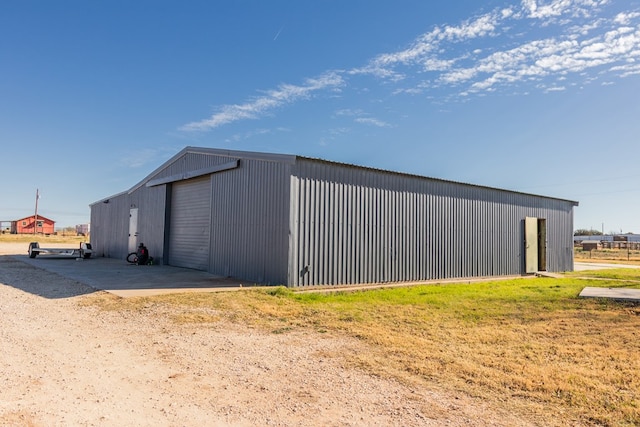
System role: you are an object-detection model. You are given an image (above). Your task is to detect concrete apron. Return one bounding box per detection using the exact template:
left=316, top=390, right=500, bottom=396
left=574, top=262, right=640, bottom=302
left=14, top=255, right=251, bottom=297
left=12, top=256, right=640, bottom=301
left=579, top=287, right=640, bottom=302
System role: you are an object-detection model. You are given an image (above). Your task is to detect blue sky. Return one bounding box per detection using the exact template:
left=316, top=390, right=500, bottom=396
left=1, top=0, right=639, bottom=233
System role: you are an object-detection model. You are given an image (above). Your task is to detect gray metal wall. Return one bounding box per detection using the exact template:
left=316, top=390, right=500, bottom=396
left=288, top=159, right=576, bottom=287
left=92, top=148, right=576, bottom=288
left=89, top=184, right=167, bottom=262
left=157, top=150, right=292, bottom=284
left=91, top=148, right=293, bottom=285
left=208, top=157, right=291, bottom=285
left=149, top=151, right=238, bottom=182
left=90, top=192, right=130, bottom=259
left=89, top=151, right=232, bottom=263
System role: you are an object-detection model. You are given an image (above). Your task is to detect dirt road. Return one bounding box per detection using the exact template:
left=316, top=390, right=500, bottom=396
left=0, top=246, right=527, bottom=426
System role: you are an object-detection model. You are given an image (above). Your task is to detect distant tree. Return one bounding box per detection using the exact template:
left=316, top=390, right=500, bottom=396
left=574, top=229, right=603, bottom=236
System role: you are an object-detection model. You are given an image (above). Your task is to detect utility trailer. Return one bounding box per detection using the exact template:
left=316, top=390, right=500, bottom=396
left=28, top=242, right=93, bottom=259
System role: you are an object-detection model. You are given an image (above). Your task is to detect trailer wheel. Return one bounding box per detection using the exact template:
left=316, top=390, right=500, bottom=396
left=28, top=242, right=39, bottom=258
left=80, top=243, right=92, bottom=259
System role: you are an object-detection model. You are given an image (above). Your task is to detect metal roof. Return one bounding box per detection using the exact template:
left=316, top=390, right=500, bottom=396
left=91, top=146, right=579, bottom=207
left=297, top=154, right=579, bottom=206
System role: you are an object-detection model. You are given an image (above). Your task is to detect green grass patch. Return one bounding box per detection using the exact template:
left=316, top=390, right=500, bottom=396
left=565, top=267, right=640, bottom=283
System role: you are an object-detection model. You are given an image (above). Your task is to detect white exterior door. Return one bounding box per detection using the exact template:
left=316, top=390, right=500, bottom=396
left=128, top=208, right=138, bottom=253
left=525, top=217, right=547, bottom=273
left=525, top=216, right=538, bottom=274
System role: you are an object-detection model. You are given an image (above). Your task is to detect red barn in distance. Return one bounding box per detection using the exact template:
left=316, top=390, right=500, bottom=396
left=11, top=215, right=55, bottom=235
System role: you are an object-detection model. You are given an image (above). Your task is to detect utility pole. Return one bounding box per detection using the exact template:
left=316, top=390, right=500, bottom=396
left=34, top=189, right=39, bottom=235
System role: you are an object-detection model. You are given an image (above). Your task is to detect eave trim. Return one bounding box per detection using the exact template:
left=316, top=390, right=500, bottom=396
left=145, top=159, right=239, bottom=187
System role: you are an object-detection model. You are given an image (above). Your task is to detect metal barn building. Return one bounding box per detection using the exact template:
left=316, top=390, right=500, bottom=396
left=90, top=146, right=578, bottom=287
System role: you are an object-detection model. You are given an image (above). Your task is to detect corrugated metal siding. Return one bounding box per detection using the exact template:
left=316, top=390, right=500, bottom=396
left=168, top=175, right=211, bottom=270
left=152, top=152, right=237, bottom=181
left=208, top=158, right=291, bottom=285
left=289, top=159, right=575, bottom=287
left=90, top=150, right=292, bottom=281
left=90, top=185, right=167, bottom=262
left=133, top=185, right=168, bottom=261
left=90, top=193, right=132, bottom=260
left=91, top=147, right=575, bottom=287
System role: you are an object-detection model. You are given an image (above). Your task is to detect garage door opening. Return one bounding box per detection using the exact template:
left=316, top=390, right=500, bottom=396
left=168, top=176, right=212, bottom=271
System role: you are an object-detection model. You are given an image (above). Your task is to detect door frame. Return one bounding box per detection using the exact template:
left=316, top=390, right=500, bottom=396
left=525, top=216, right=547, bottom=273
left=128, top=208, right=139, bottom=253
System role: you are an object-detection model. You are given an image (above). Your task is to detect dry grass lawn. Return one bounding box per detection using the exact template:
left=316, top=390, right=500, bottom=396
left=8, top=235, right=639, bottom=425
left=575, top=246, right=640, bottom=264
left=87, top=272, right=640, bottom=426
left=0, top=233, right=87, bottom=244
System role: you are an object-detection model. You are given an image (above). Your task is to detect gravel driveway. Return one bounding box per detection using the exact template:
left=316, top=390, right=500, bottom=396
left=0, top=244, right=529, bottom=426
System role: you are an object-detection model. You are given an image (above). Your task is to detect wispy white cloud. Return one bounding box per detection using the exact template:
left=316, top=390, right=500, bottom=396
left=615, top=11, right=640, bottom=24
left=181, top=0, right=640, bottom=131
left=460, top=26, right=640, bottom=93
left=119, top=147, right=177, bottom=169
left=335, top=108, right=391, bottom=127
left=520, top=0, right=610, bottom=20
left=335, top=108, right=366, bottom=117
left=610, top=61, right=640, bottom=77
left=352, top=8, right=509, bottom=80
left=364, top=0, right=640, bottom=97
left=225, top=127, right=291, bottom=143
left=354, top=117, right=391, bottom=127
left=545, top=85, right=567, bottom=92
left=180, top=72, right=344, bottom=131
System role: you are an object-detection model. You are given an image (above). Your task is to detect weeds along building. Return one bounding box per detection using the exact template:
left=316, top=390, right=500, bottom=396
left=90, top=146, right=578, bottom=287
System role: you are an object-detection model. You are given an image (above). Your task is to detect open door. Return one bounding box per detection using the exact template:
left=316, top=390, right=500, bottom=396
left=525, top=217, right=538, bottom=274
left=525, top=216, right=547, bottom=273
left=537, top=218, right=547, bottom=271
